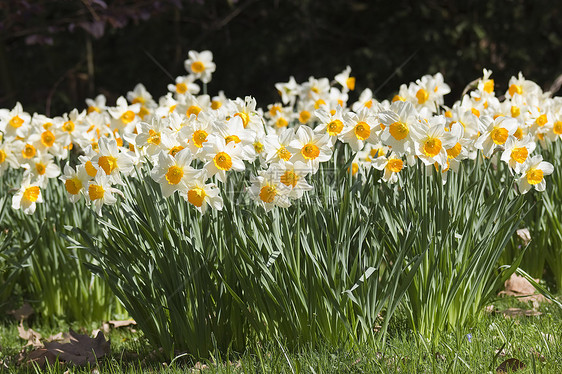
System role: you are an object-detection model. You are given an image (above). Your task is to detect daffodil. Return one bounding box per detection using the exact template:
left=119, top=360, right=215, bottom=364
left=516, top=155, right=554, bottom=194
left=86, top=174, right=124, bottom=215
left=340, top=108, right=379, bottom=152
left=411, top=116, right=458, bottom=168
left=150, top=149, right=198, bottom=197
left=334, top=66, right=356, bottom=92
left=59, top=164, right=91, bottom=202
left=203, top=136, right=245, bottom=183
left=379, top=100, right=419, bottom=156
left=180, top=171, right=223, bottom=214
left=500, top=135, right=536, bottom=173
left=168, top=75, right=201, bottom=98
left=249, top=167, right=291, bottom=211
left=474, top=115, right=518, bottom=157
left=372, top=152, right=405, bottom=184
left=184, top=50, right=216, bottom=84
left=288, top=125, right=332, bottom=173
left=0, top=102, right=31, bottom=139
left=12, top=177, right=43, bottom=215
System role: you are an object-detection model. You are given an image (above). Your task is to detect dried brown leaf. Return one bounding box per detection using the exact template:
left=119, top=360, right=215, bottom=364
left=18, top=322, right=42, bottom=348
left=498, top=274, right=546, bottom=308
left=43, top=330, right=110, bottom=366
left=108, top=319, right=136, bottom=328
left=21, top=348, right=58, bottom=368
left=496, top=358, right=526, bottom=373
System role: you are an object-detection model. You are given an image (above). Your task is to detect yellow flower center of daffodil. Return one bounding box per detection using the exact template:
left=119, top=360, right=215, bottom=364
left=259, top=185, right=277, bottom=203
left=9, top=116, right=24, bottom=128
left=35, top=162, right=46, bottom=175
left=301, top=143, right=320, bottom=160
left=120, top=110, right=135, bottom=124
left=88, top=184, right=104, bottom=201
left=389, top=121, right=409, bottom=141
left=214, top=152, right=232, bottom=171
left=192, top=130, right=208, bottom=148
left=298, top=110, right=311, bottom=124
left=535, top=114, right=547, bottom=127
left=275, top=117, right=288, bottom=128
left=62, top=120, right=75, bottom=133
left=165, top=165, right=184, bottom=185
left=509, top=84, right=522, bottom=97
left=327, top=119, right=344, bottom=136
left=354, top=121, right=370, bottom=140
left=22, top=144, right=36, bottom=159
left=23, top=186, right=40, bottom=202
left=187, top=105, right=202, bottom=117
left=65, top=177, right=82, bottom=195
left=483, top=79, right=494, bottom=94
left=176, top=82, right=188, bottom=94
left=280, top=170, right=298, bottom=188
left=386, top=159, right=404, bottom=173
left=235, top=112, right=250, bottom=127
left=41, top=130, right=55, bottom=147
left=168, top=146, right=184, bottom=157
left=447, top=142, right=462, bottom=159
left=98, top=156, right=118, bottom=175
left=553, top=121, right=562, bottom=135
left=490, top=127, right=509, bottom=145
left=147, top=130, right=161, bottom=146
left=278, top=146, right=291, bottom=161
left=422, top=137, right=442, bottom=157
left=416, top=88, right=429, bottom=104
left=85, top=161, right=98, bottom=177
left=191, top=61, right=205, bottom=73
left=526, top=168, right=543, bottom=185
left=225, top=135, right=241, bottom=145
left=511, top=106, right=520, bottom=118
left=188, top=187, right=206, bottom=207
left=511, top=147, right=528, bottom=163
left=346, top=77, right=356, bottom=91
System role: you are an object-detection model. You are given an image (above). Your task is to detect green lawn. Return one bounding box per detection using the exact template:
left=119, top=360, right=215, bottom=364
left=1, top=297, right=561, bottom=373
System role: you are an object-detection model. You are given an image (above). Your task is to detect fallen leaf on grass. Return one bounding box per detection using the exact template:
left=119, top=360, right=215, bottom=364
left=500, top=308, right=542, bottom=318
left=516, top=228, right=531, bottom=246
left=108, top=319, right=136, bottom=328
left=21, top=330, right=110, bottom=368
left=496, top=358, right=525, bottom=373
left=498, top=274, right=546, bottom=308
left=18, top=322, right=42, bottom=348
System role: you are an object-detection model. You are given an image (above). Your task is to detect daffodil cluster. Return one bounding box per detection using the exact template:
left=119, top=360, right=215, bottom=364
left=1, top=50, right=559, bottom=215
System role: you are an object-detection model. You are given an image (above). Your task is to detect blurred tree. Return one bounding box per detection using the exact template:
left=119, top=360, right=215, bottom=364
left=0, top=0, right=561, bottom=115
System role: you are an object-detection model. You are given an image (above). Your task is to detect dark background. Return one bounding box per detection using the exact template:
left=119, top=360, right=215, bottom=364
left=1, top=0, right=561, bottom=116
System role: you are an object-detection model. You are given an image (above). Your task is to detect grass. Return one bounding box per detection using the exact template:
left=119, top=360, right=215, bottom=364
left=1, top=297, right=561, bottom=373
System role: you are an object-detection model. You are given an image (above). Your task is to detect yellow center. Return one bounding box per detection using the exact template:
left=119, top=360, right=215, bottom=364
left=147, top=130, right=161, bottom=145
left=85, top=161, right=98, bottom=178
left=98, top=156, right=118, bottom=175
left=176, top=82, right=188, bottom=94
left=314, top=99, right=326, bottom=109
left=509, top=84, right=522, bottom=97
left=211, top=100, right=222, bottom=110
left=346, top=77, right=356, bottom=91
left=511, top=106, right=520, bottom=118
left=278, top=146, right=292, bottom=161
left=535, top=114, right=547, bottom=127
left=88, top=184, right=104, bottom=201
left=254, top=141, right=264, bottom=153
left=526, top=168, right=543, bottom=185
left=280, top=170, right=298, bottom=187
left=392, top=95, right=405, bottom=102
left=386, top=159, right=404, bottom=173
left=423, top=137, right=442, bottom=157
left=169, top=146, right=184, bottom=157
left=298, top=110, right=311, bottom=124
left=553, top=121, right=562, bottom=135
left=187, top=105, right=202, bottom=117
left=447, top=142, right=462, bottom=159
left=259, top=185, right=277, bottom=203
left=471, top=108, right=480, bottom=117
left=0, top=150, right=5, bottom=163
left=121, top=110, right=135, bottom=124
left=214, top=152, right=232, bottom=171
left=191, top=61, right=205, bottom=73
left=354, top=121, right=370, bottom=140
left=275, top=117, right=288, bottom=128
left=187, top=187, right=206, bottom=207
left=269, top=105, right=281, bottom=117
left=35, top=162, right=46, bottom=175
left=511, top=147, right=528, bottom=163
left=483, top=79, right=494, bottom=94
left=490, top=127, right=509, bottom=145
left=22, top=144, right=36, bottom=159
left=87, top=106, right=100, bottom=114
left=165, top=165, right=184, bottom=185
left=513, top=127, right=523, bottom=140
left=9, top=116, right=24, bottom=128
left=65, top=178, right=82, bottom=195
left=192, top=130, right=208, bottom=148
left=41, top=130, right=55, bottom=147
left=235, top=112, right=250, bottom=128
left=327, top=119, right=344, bottom=136
left=62, top=120, right=75, bottom=133
left=301, top=143, right=320, bottom=160
left=389, top=121, right=409, bottom=141
left=225, top=135, right=241, bottom=145
left=416, top=88, right=429, bottom=104
left=364, top=100, right=373, bottom=109
left=23, top=186, right=40, bottom=202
